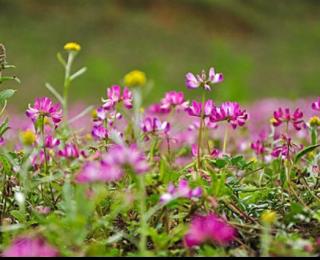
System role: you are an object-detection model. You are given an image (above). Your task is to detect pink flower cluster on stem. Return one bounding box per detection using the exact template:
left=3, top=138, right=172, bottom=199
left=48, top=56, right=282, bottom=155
left=185, top=67, right=223, bottom=91
left=184, top=213, right=236, bottom=248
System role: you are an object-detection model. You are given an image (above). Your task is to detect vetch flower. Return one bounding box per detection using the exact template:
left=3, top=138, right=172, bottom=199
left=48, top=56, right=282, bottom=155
left=251, top=139, right=265, bottom=155
left=26, top=97, right=62, bottom=127
left=58, top=143, right=80, bottom=159
left=160, top=91, right=189, bottom=111
left=2, top=235, right=59, bottom=257
left=210, top=101, right=248, bottom=129
left=141, top=117, right=170, bottom=135
left=272, top=107, right=304, bottom=131
left=186, top=100, right=215, bottom=118
left=184, top=214, right=236, bottom=248
left=124, top=70, right=146, bottom=87
left=64, top=42, right=81, bottom=52
left=312, top=97, right=320, bottom=111
left=160, top=179, right=202, bottom=203
left=102, top=85, right=133, bottom=110
left=185, top=67, right=223, bottom=91
left=44, top=135, right=60, bottom=148
left=102, top=144, right=149, bottom=176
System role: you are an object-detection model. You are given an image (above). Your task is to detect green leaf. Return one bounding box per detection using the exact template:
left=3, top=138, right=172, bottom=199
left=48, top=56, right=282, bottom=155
left=294, top=144, right=320, bottom=163
left=0, top=89, right=16, bottom=101
left=0, top=153, right=12, bottom=174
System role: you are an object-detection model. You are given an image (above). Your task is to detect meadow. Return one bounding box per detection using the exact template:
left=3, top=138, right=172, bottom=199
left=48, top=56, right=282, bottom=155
left=0, top=42, right=319, bottom=256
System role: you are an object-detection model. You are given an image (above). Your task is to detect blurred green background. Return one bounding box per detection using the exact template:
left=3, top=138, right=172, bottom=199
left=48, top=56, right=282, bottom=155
left=1, top=0, right=320, bottom=110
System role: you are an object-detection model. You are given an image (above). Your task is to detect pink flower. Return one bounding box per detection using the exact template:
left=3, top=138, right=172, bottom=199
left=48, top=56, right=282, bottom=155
left=312, top=97, right=320, bottom=111
left=251, top=139, right=265, bottom=155
left=92, top=124, right=108, bottom=140
left=184, top=214, right=236, bottom=248
left=160, top=91, right=189, bottom=111
left=2, top=235, right=59, bottom=257
left=185, top=67, right=223, bottom=91
left=102, top=144, right=149, bottom=175
left=141, top=117, right=170, bottom=135
left=160, top=179, right=202, bottom=203
left=186, top=100, right=215, bottom=118
left=26, top=97, right=62, bottom=127
left=45, top=135, right=60, bottom=148
left=272, top=107, right=304, bottom=131
left=75, top=161, right=122, bottom=183
left=271, top=135, right=302, bottom=159
left=58, top=143, right=79, bottom=159
left=102, top=85, right=133, bottom=110
left=210, top=102, right=248, bottom=129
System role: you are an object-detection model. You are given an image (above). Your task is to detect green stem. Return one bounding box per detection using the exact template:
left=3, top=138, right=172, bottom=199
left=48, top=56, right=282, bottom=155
left=223, top=125, right=228, bottom=154
left=261, top=224, right=271, bottom=257
left=63, top=52, right=74, bottom=121
left=197, top=92, right=206, bottom=171
left=138, top=175, right=148, bottom=255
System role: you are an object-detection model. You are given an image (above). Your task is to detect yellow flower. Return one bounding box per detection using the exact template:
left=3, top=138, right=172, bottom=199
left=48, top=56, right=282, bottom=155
left=20, top=130, right=36, bottom=146
left=124, top=70, right=146, bottom=87
left=309, top=116, right=320, bottom=127
left=64, top=42, right=81, bottom=52
left=261, top=210, right=277, bottom=224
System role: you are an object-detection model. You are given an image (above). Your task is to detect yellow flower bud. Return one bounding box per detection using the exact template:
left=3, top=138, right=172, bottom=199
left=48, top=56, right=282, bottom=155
left=64, top=42, right=81, bottom=52
left=92, top=109, right=98, bottom=119
left=124, top=70, right=146, bottom=87
left=309, top=116, right=320, bottom=127
left=261, top=210, right=277, bottom=224
left=20, top=130, right=36, bottom=146
left=269, top=118, right=277, bottom=125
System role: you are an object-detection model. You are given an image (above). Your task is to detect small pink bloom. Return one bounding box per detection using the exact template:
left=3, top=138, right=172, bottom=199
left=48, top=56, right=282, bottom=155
left=141, top=117, right=170, bottom=135
left=45, top=135, right=60, bottom=148
left=210, top=102, right=248, bottom=129
left=102, top=85, right=133, bottom=110
left=184, top=214, right=236, bottom=248
left=186, top=100, right=215, bottom=118
left=26, top=97, right=62, bottom=127
left=160, top=91, right=189, bottom=111
left=312, top=97, right=320, bottom=111
left=2, top=235, right=59, bottom=257
left=272, top=107, right=305, bottom=131
left=58, top=143, right=79, bottom=159
left=185, top=67, right=223, bottom=91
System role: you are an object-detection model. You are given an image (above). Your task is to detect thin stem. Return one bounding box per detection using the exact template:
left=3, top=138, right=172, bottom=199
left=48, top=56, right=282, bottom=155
left=197, top=92, right=206, bottom=170
left=138, top=175, right=148, bottom=255
left=63, top=52, right=74, bottom=121
left=223, top=125, right=228, bottom=154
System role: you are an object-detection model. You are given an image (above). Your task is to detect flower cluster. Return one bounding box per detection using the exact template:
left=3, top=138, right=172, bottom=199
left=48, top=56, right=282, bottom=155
left=185, top=67, right=223, bottom=91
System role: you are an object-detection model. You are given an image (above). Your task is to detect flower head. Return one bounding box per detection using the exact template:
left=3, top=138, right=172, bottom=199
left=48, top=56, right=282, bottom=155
left=58, top=143, right=79, bottom=159
left=20, top=130, right=36, bottom=146
left=184, top=214, right=236, bottom=248
left=160, top=91, right=189, bottom=111
left=272, top=107, right=304, bottom=131
left=26, top=97, right=62, bottom=127
left=2, top=235, right=59, bottom=257
left=210, top=101, right=248, bottom=129
left=141, top=117, right=170, bottom=136
left=261, top=210, right=277, bottom=225
left=102, top=85, right=133, bottom=110
left=185, top=67, right=223, bottom=91
left=64, top=42, right=81, bottom=52
left=160, top=179, right=202, bottom=203
left=124, top=70, right=146, bottom=87
left=309, top=116, right=320, bottom=127
left=312, top=97, right=320, bottom=112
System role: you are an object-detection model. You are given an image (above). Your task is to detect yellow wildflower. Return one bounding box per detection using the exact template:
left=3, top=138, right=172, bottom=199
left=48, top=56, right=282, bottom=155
left=64, top=42, right=81, bottom=52
left=20, top=130, right=36, bottom=146
left=261, top=210, right=277, bottom=224
left=124, top=70, right=146, bottom=87
left=309, top=116, right=320, bottom=127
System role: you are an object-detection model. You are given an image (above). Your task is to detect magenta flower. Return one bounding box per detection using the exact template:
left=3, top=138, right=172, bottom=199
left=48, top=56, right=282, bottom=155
left=58, top=143, right=80, bottom=159
left=312, top=97, right=320, bottom=111
left=160, top=91, right=189, bottom=111
left=251, top=139, right=265, bottom=155
left=92, top=124, right=108, bottom=140
left=2, top=235, right=59, bottom=257
left=102, top=144, right=149, bottom=175
left=26, top=97, right=62, bottom=127
left=185, top=67, right=223, bottom=91
left=186, top=100, right=215, bottom=118
left=102, top=85, right=133, bottom=110
left=45, top=135, right=60, bottom=148
left=75, top=161, right=122, bottom=183
left=141, top=117, right=170, bottom=135
left=272, top=107, right=304, bottom=131
left=184, top=214, right=236, bottom=248
left=210, top=102, right=248, bottom=129
left=271, top=135, right=302, bottom=159
left=160, top=179, right=202, bottom=203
